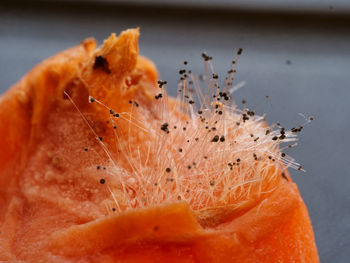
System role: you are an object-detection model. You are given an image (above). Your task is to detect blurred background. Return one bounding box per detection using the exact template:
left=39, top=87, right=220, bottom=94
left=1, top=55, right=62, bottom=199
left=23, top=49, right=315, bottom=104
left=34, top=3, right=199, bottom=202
left=1, top=0, right=349, bottom=261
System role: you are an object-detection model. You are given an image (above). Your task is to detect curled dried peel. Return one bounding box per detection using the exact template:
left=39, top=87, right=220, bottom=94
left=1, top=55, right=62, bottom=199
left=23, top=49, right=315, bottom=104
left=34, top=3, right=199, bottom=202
left=0, top=28, right=319, bottom=262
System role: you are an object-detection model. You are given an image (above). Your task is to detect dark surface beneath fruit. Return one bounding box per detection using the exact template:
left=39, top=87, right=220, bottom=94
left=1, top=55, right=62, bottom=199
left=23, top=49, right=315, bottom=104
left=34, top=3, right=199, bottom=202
left=0, top=2, right=350, bottom=261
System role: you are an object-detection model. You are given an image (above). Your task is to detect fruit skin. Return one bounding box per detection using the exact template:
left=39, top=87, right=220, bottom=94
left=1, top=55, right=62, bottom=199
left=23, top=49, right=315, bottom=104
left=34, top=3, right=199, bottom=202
left=0, top=28, right=319, bottom=262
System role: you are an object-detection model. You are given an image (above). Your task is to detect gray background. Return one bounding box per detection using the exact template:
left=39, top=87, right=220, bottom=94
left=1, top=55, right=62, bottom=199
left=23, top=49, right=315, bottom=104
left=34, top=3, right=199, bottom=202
left=1, top=1, right=349, bottom=261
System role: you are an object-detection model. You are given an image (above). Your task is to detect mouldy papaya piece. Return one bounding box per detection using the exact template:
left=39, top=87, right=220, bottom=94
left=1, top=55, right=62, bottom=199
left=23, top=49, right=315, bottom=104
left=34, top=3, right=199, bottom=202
left=0, top=28, right=319, bottom=262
